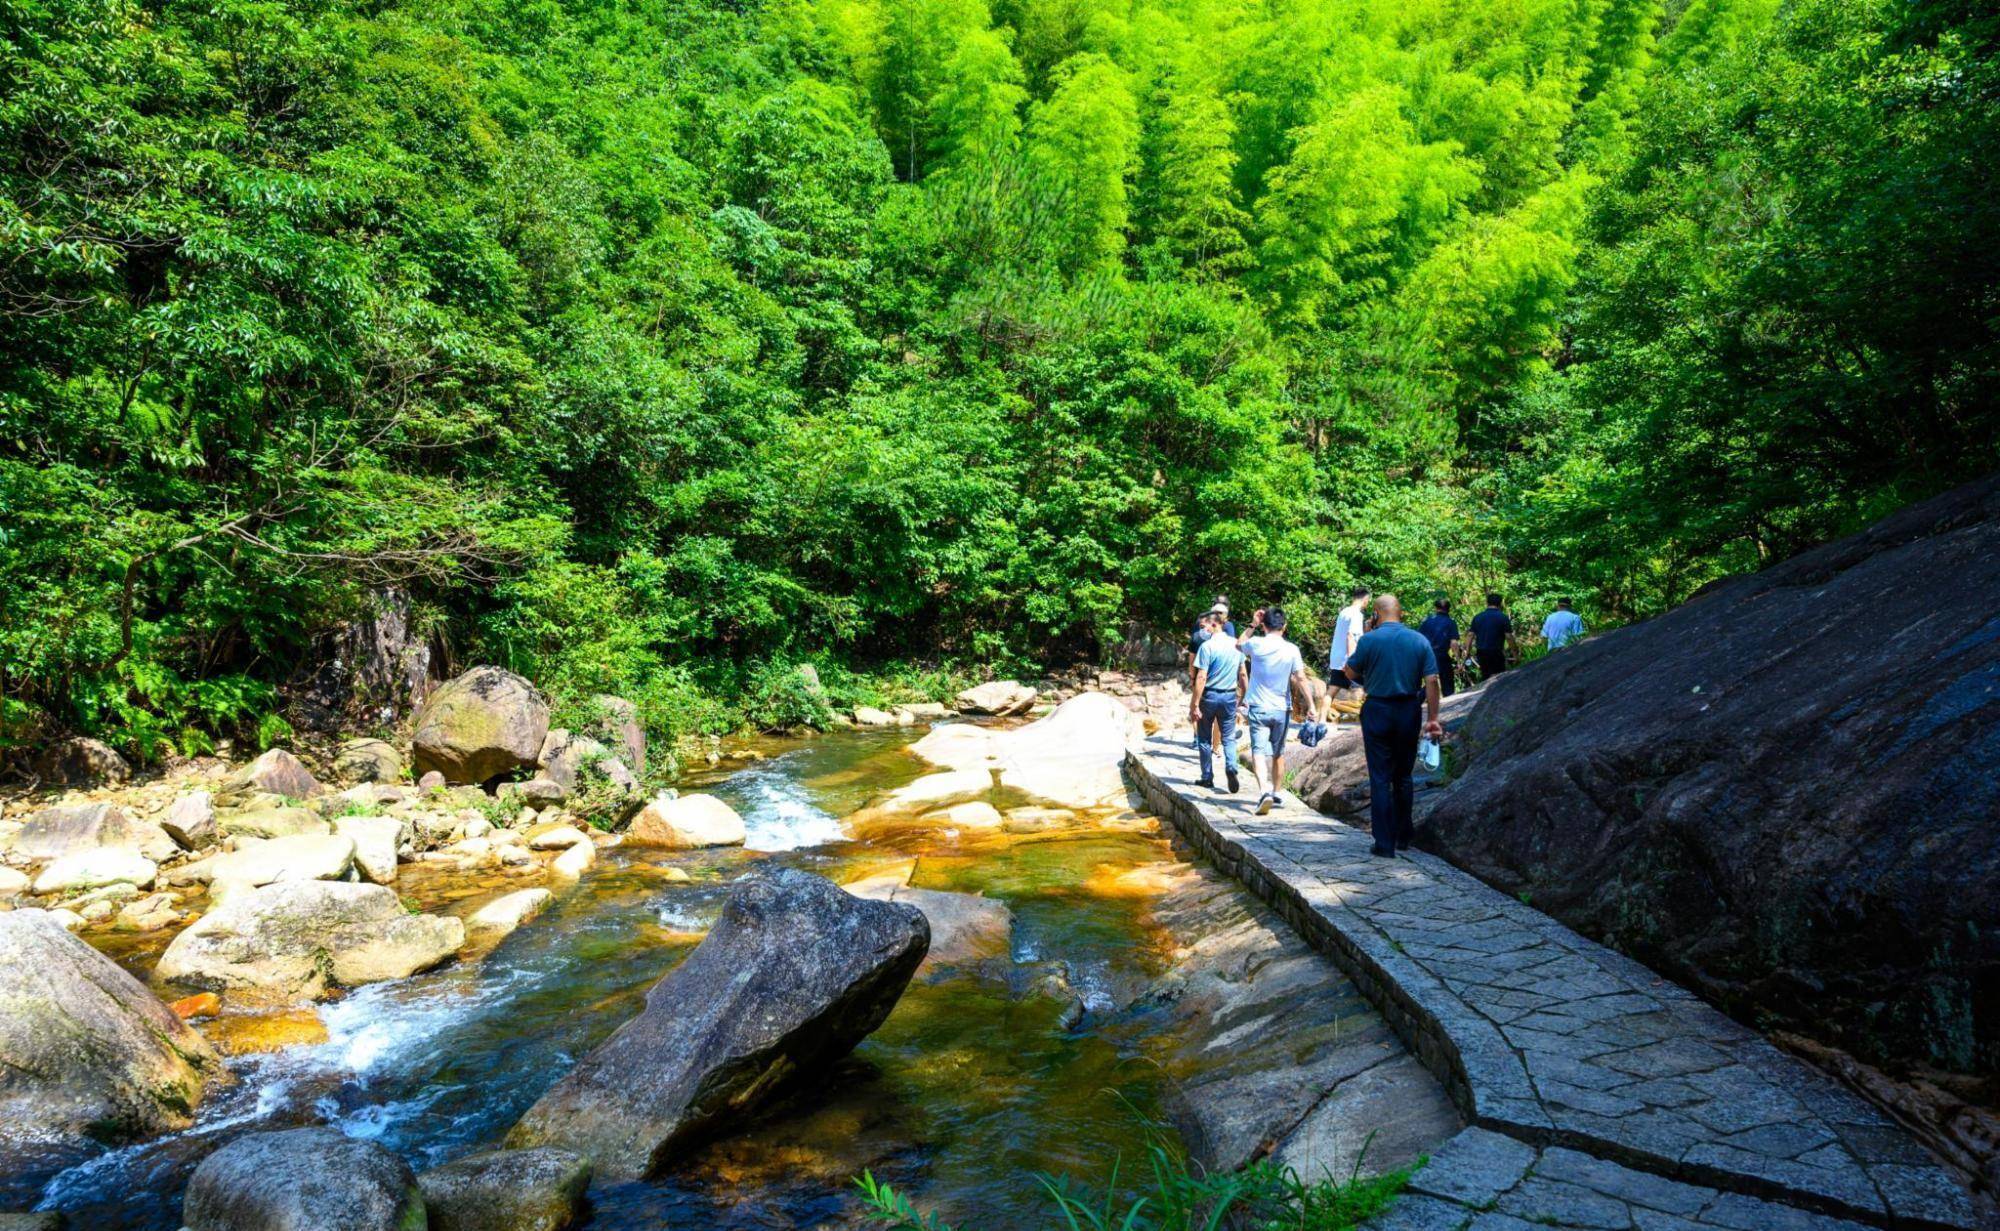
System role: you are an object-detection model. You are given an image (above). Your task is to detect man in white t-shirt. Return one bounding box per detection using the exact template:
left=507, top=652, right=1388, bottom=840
left=1240, top=605, right=1312, bottom=815
left=1541, top=598, right=1585, bottom=649
left=1328, top=586, right=1370, bottom=683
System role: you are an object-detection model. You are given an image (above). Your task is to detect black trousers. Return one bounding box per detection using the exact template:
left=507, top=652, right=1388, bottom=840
left=1475, top=647, right=1507, bottom=682
left=1435, top=653, right=1457, bottom=698
left=1360, top=695, right=1421, bottom=854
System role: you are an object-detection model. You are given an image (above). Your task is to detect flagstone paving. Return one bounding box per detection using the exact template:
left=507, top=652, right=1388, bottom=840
left=1126, top=736, right=1977, bottom=1231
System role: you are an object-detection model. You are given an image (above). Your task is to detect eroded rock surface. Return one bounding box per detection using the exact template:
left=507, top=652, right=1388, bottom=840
left=508, top=867, right=927, bottom=1177
left=417, top=1147, right=590, bottom=1231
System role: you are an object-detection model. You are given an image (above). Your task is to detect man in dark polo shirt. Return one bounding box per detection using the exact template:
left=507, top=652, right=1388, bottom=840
left=1343, top=595, right=1444, bottom=857
left=1468, top=592, right=1515, bottom=684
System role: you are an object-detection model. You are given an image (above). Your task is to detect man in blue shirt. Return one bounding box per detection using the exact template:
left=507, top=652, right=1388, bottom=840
left=1187, top=613, right=1245, bottom=793
left=1343, top=595, right=1444, bottom=857
left=1468, top=592, right=1515, bottom=684
left=1541, top=598, right=1585, bottom=649
left=1416, top=599, right=1461, bottom=698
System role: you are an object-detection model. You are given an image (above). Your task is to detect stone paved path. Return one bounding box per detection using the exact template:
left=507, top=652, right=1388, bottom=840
left=1127, top=737, right=1977, bottom=1231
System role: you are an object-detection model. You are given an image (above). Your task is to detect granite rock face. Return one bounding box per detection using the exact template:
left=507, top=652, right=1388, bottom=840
left=417, top=1147, right=590, bottom=1231
left=508, top=867, right=927, bottom=1177
left=1418, top=475, right=2000, bottom=1078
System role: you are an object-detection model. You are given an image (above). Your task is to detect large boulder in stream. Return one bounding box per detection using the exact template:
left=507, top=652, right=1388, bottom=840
left=9, top=801, right=178, bottom=863
left=0, top=909, right=223, bottom=1142
left=953, top=680, right=1037, bottom=716
left=413, top=665, right=550, bottom=785
left=182, top=1127, right=424, bottom=1231
left=1416, top=475, right=2000, bottom=1079
left=158, top=880, right=463, bottom=1001
left=508, top=867, right=928, bottom=1177
left=910, top=691, right=1136, bottom=809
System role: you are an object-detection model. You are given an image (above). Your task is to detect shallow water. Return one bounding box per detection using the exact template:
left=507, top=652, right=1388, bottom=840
left=16, top=727, right=1194, bottom=1229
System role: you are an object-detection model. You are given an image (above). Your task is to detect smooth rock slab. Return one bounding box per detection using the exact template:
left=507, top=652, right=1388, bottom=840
left=625, top=792, right=744, bottom=849
left=158, top=880, right=463, bottom=1001
left=508, top=867, right=927, bottom=1177
left=195, top=834, right=357, bottom=900
left=31, top=848, right=156, bottom=895
left=467, top=889, right=553, bottom=939
left=0, top=909, right=222, bottom=1141
left=11, top=802, right=177, bottom=862
left=182, top=1127, right=424, bottom=1231
left=417, top=1147, right=590, bottom=1231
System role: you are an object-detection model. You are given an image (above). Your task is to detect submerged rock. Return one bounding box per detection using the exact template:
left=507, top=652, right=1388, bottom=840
left=0, top=909, right=222, bottom=1142
left=508, top=867, right=928, bottom=1177
left=181, top=1127, right=424, bottom=1231
left=625, top=792, right=744, bottom=849
left=158, top=880, right=463, bottom=1001
left=417, top=1147, right=590, bottom=1231
left=844, top=876, right=1011, bottom=970
left=413, top=666, right=550, bottom=784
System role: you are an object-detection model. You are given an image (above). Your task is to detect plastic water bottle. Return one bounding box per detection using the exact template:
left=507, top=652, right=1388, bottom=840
left=1418, top=736, right=1441, bottom=771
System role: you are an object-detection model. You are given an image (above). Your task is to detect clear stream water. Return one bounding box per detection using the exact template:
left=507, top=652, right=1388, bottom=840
left=11, top=727, right=1200, bottom=1230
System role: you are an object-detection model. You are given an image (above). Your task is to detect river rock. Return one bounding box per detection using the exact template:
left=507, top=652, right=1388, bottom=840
left=851, top=706, right=898, bottom=727
left=158, top=881, right=463, bottom=1000
left=162, top=790, right=219, bottom=849
left=911, top=692, right=1135, bottom=809
left=418, top=1147, right=590, bottom=1231
left=334, top=737, right=406, bottom=786
left=10, top=801, right=177, bottom=863
left=549, top=841, right=594, bottom=878
left=219, top=805, right=330, bottom=840
left=1417, top=475, right=2000, bottom=1080
left=182, top=1127, right=424, bottom=1231
left=32, top=848, right=156, bottom=895
left=0, top=909, right=222, bottom=1141
left=32, top=736, right=130, bottom=786
left=220, top=747, right=325, bottom=801
left=527, top=824, right=587, bottom=851
left=193, top=833, right=357, bottom=900
left=954, top=680, right=1037, bottom=716
left=414, top=666, right=550, bottom=784
left=333, top=814, right=402, bottom=884
left=508, top=867, right=928, bottom=1176
left=0, top=868, right=27, bottom=898
left=626, top=792, right=744, bottom=849
left=114, top=892, right=185, bottom=932
left=467, top=889, right=552, bottom=939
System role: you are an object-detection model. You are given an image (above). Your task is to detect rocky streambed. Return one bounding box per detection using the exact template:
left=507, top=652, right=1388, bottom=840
left=1, top=695, right=1456, bottom=1229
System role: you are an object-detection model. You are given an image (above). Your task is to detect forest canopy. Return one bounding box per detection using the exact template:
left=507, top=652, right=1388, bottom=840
left=1, top=0, right=1994, bottom=753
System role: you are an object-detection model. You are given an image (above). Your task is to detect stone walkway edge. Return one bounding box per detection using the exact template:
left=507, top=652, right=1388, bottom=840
left=1126, top=737, right=1976, bottom=1231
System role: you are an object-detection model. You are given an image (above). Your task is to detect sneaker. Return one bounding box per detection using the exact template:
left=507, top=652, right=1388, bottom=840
left=1225, top=769, right=1240, bottom=794
left=1256, top=793, right=1276, bottom=815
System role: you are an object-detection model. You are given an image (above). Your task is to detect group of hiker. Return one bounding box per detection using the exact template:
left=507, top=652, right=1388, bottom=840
left=1184, top=590, right=1585, bottom=858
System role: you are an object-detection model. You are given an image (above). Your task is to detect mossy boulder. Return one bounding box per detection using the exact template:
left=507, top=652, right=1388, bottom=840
left=413, top=667, right=550, bottom=785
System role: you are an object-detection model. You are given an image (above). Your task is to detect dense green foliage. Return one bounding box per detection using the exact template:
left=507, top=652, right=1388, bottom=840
left=856, top=1139, right=1407, bottom=1229
left=2, top=0, right=1993, bottom=754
